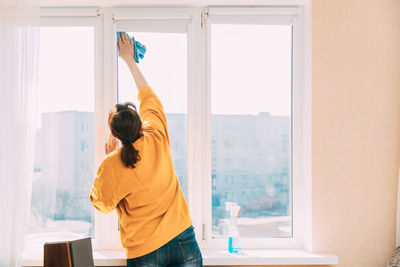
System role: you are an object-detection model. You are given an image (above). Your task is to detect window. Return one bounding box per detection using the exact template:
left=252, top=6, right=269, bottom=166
left=81, top=141, right=86, bottom=152
left=29, top=26, right=95, bottom=239
left=242, top=175, right=248, bottom=185
left=212, top=157, right=217, bottom=169
left=224, top=140, right=233, bottom=148
left=224, top=157, right=233, bottom=165
left=29, top=6, right=311, bottom=255
left=211, top=21, right=292, bottom=238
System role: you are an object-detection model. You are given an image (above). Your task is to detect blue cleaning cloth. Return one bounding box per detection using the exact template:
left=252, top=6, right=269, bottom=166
left=117, top=32, right=146, bottom=63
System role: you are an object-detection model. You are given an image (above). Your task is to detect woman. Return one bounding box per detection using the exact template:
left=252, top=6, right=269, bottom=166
left=90, top=32, right=202, bottom=267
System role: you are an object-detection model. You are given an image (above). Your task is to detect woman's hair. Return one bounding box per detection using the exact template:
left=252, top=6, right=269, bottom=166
left=108, top=102, right=142, bottom=168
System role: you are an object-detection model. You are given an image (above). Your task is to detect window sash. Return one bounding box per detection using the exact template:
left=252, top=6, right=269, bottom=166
left=37, top=11, right=104, bottom=250
left=102, top=9, right=195, bottom=250
left=202, top=7, right=306, bottom=250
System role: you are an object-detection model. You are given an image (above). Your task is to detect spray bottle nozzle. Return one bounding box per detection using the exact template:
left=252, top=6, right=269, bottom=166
left=230, top=205, right=240, bottom=218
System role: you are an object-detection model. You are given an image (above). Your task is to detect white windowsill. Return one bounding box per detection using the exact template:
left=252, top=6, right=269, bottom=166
left=23, top=249, right=338, bottom=266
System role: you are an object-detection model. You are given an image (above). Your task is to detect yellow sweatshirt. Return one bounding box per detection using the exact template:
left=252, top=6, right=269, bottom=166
left=90, top=85, right=192, bottom=259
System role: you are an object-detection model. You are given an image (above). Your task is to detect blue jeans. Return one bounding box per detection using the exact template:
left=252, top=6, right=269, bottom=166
left=127, top=225, right=203, bottom=267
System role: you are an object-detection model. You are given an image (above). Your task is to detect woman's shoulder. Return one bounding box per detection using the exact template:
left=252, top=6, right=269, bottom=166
left=100, top=149, right=123, bottom=168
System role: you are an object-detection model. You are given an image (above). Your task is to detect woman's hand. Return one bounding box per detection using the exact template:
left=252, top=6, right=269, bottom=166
left=105, top=134, right=119, bottom=155
left=118, top=32, right=148, bottom=92
left=118, top=32, right=135, bottom=64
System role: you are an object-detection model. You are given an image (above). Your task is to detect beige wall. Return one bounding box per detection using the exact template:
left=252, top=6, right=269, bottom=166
left=311, top=0, right=400, bottom=266
left=211, top=0, right=400, bottom=267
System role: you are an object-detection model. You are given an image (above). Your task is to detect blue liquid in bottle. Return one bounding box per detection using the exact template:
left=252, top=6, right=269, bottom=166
left=229, top=236, right=241, bottom=253
left=227, top=205, right=241, bottom=254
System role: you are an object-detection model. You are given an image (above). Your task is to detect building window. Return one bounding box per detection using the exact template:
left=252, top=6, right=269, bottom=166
left=224, top=157, right=233, bottom=165
left=224, top=140, right=233, bottom=148
left=242, top=175, right=248, bottom=185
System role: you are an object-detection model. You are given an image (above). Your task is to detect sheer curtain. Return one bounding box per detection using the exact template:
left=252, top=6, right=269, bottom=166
left=0, top=0, right=40, bottom=266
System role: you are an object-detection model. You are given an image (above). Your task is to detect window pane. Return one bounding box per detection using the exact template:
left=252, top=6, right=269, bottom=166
left=117, top=32, right=188, bottom=199
left=29, top=27, right=94, bottom=239
left=211, top=24, right=292, bottom=238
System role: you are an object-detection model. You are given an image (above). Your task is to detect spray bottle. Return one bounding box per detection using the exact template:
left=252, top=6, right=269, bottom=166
left=228, top=205, right=241, bottom=253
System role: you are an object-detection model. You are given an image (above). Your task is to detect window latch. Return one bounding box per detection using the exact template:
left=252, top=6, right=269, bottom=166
left=202, top=223, right=206, bottom=241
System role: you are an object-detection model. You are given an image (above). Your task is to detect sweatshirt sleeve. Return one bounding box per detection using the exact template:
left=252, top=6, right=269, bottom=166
left=89, top=159, right=121, bottom=214
left=137, top=85, right=169, bottom=144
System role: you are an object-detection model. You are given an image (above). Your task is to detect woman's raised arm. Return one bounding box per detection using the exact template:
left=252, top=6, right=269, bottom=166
left=117, top=32, right=148, bottom=91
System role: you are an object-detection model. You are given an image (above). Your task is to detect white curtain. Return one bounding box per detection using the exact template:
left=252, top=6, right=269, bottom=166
left=0, top=0, right=40, bottom=266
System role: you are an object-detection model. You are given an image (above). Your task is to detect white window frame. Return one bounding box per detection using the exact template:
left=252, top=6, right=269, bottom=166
left=103, top=7, right=197, bottom=250
left=35, top=2, right=312, bottom=253
left=202, top=6, right=310, bottom=250
left=38, top=8, right=106, bottom=251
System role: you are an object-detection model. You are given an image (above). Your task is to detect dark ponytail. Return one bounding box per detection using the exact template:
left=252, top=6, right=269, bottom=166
left=108, top=102, right=142, bottom=168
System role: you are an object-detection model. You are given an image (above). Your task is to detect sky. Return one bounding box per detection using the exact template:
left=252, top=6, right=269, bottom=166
left=38, top=27, right=95, bottom=114
left=118, top=32, right=188, bottom=113
left=211, top=24, right=292, bottom=116
left=38, top=24, right=292, bottom=117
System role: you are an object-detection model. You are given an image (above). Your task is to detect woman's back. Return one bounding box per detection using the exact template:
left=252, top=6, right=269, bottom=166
left=90, top=86, right=192, bottom=259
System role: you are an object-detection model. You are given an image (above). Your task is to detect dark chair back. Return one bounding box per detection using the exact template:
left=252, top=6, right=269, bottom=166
left=44, top=238, right=94, bottom=267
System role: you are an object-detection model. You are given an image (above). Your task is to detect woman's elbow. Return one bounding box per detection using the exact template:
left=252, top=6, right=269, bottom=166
left=90, top=195, right=115, bottom=214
